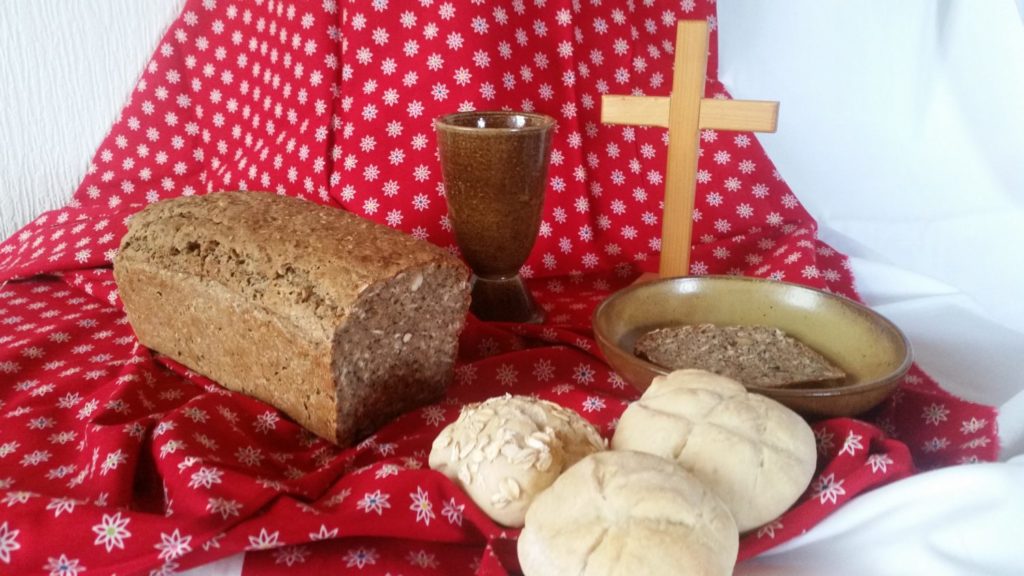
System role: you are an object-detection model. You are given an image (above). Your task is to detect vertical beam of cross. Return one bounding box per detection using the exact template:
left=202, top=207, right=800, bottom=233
left=601, top=20, right=779, bottom=278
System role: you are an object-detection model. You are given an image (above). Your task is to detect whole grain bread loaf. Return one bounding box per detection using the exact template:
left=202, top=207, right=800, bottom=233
left=114, top=192, right=472, bottom=446
left=634, top=324, right=846, bottom=389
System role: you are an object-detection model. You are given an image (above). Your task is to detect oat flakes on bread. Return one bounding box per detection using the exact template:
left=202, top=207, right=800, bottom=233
left=635, top=323, right=846, bottom=388
left=114, top=191, right=471, bottom=446
left=428, top=394, right=606, bottom=527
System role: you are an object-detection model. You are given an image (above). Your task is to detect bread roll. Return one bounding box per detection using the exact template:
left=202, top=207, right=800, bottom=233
left=611, top=369, right=817, bottom=531
left=428, top=394, right=605, bottom=527
left=518, top=450, right=738, bottom=576
left=114, top=192, right=471, bottom=446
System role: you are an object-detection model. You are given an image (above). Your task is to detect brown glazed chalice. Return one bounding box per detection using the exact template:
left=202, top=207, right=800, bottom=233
left=435, top=111, right=555, bottom=323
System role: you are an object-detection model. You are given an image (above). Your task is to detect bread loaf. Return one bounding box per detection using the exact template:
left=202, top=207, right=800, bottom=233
left=113, top=192, right=471, bottom=446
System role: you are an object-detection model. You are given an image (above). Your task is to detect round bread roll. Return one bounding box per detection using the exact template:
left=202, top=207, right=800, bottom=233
left=428, top=394, right=606, bottom=527
left=518, top=450, right=738, bottom=576
left=611, top=369, right=817, bottom=532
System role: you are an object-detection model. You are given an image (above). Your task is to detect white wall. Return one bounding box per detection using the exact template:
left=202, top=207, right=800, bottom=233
left=0, top=0, right=185, bottom=238
left=718, top=1, right=1024, bottom=332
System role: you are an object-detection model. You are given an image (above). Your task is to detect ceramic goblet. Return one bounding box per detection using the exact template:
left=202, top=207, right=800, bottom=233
left=435, top=111, right=555, bottom=323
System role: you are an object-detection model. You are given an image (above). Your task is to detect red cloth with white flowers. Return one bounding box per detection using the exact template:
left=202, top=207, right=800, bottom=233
left=0, top=1, right=998, bottom=575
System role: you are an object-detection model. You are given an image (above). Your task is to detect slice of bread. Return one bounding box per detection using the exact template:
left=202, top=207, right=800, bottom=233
left=634, top=324, right=846, bottom=389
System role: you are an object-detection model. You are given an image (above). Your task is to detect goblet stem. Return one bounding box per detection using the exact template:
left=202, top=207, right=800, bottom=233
left=469, top=275, right=545, bottom=324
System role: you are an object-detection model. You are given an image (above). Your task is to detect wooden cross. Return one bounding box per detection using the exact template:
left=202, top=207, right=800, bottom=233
left=601, top=20, right=779, bottom=278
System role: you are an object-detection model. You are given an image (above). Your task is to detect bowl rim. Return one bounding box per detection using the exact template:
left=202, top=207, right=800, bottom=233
left=592, top=275, right=914, bottom=397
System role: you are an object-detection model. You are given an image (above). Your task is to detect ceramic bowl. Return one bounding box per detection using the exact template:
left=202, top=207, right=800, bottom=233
left=592, top=276, right=913, bottom=418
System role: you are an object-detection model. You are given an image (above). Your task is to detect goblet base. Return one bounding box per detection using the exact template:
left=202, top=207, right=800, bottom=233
left=469, top=274, right=545, bottom=324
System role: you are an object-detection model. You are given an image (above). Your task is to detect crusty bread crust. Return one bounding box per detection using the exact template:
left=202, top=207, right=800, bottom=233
left=114, top=192, right=471, bottom=445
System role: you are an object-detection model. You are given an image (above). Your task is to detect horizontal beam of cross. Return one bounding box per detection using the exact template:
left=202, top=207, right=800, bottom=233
left=601, top=95, right=779, bottom=133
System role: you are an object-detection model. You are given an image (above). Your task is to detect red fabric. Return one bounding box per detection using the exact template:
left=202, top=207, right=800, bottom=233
left=0, top=1, right=998, bottom=574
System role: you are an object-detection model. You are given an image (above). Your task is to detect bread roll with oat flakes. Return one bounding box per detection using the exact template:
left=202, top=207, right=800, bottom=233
left=428, top=394, right=606, bottom=527
left=114, top=191, right=471, bottom=446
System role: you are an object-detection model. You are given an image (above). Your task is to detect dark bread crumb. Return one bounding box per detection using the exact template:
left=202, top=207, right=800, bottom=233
left=634, top=324, right=847, bottom=389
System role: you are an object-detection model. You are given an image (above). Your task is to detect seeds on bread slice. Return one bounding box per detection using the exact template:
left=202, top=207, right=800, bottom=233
left=634, top=324, right=846, bottom=389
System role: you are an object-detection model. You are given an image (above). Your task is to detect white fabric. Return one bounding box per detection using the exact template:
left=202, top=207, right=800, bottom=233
left=736, top=455, right=1024, bottom=576
left=3, top=1, right=1022, bottom=574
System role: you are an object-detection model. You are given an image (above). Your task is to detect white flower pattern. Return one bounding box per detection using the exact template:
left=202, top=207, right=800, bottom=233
left=0, top=522, right=20, bottom=564
left=410, top=486, right=435, bottom=526
left=91, top=512, right=131, bottom=553
left=812, top=473, right=847, bottom=506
